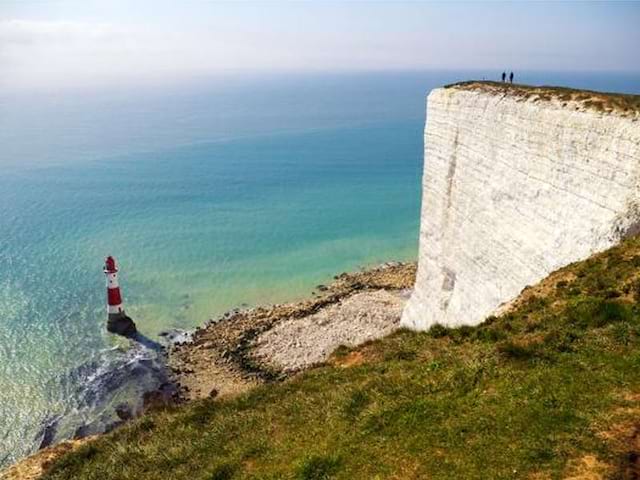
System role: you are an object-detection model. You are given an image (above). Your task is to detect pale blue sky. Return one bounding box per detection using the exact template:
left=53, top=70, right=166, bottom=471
left=1, top=1, right=638, bottom=88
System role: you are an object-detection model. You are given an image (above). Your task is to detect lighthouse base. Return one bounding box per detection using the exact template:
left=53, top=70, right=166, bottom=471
left=107, top=312, right=137, bottom=337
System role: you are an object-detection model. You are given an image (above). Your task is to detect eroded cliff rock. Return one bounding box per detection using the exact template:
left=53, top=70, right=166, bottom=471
left=402, top=82, right=640, bottom=330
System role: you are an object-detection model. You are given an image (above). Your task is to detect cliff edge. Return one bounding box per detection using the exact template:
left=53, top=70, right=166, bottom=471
left=402, top=82, right=640, bottom=330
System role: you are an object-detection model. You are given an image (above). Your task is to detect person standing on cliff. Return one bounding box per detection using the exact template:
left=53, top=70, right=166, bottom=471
left=509, top=71, right=514, bottom=83
left=502, top=71, right=506, bottom=82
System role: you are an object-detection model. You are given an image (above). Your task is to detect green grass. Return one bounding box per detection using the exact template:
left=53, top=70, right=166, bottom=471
left=42, top=236, right=640, bottom=479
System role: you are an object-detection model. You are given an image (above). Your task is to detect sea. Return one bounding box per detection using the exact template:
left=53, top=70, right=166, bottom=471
left=1, top=70, right=639, bottom=467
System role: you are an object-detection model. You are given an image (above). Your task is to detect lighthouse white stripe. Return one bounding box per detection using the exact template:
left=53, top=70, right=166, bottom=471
left=106, top=272, right=119, bottom=288
left=108, top=304, right=123, bottom=314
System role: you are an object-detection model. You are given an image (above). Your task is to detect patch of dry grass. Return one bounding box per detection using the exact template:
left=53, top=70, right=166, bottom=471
left=445, top=81, right=640, bottom=117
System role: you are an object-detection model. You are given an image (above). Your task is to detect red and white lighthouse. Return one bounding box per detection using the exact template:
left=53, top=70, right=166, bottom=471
left=103, top=256, right=137, bottom=337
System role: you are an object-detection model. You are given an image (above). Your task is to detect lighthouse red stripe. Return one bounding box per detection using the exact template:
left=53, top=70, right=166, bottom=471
left=108, top=288, right=122, bottom=305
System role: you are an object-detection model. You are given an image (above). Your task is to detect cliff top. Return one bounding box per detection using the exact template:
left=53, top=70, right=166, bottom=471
left=445, top=80, right=640, bottom=117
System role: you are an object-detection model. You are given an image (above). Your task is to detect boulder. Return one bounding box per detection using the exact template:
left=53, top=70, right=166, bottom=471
left=107, top=314, right=137, bottom=337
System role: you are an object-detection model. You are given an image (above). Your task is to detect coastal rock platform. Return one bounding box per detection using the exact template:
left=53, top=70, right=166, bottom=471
left=168, top=262, right=416, bottom=401
left=253, top=289, right=408, bottom=372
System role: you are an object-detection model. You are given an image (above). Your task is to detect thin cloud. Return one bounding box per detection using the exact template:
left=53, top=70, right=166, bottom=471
left=0, top=19, right=125, bottom=45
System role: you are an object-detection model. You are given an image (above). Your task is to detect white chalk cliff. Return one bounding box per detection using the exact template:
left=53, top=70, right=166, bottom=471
left=402, top=83, right=640, bottom=330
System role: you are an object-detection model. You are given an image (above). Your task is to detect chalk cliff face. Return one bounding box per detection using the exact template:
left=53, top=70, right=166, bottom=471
left=402, top=84, right=640, bottom=330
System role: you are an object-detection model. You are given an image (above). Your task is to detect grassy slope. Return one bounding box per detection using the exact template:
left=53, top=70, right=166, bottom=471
left=43, top=236, right=640, bottom=480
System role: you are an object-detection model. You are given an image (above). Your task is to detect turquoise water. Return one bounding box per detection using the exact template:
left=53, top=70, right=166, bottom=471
left=1, top=71, right=640, bottom=466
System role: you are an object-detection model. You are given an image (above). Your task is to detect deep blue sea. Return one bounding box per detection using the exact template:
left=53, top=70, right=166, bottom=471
left=1, top=71, right=639, bottom=466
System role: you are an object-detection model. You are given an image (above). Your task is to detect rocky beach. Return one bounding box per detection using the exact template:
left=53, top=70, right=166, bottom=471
left=168, top=261, right=416, bottom=401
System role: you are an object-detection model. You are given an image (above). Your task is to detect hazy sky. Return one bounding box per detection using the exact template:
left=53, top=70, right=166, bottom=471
left=1, top=1, right=639, bottom=89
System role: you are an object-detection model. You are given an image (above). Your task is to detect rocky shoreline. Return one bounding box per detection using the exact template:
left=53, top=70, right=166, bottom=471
left=168, top=261, right=416, bottom=401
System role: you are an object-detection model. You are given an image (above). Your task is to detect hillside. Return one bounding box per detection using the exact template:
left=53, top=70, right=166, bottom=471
left=32, top=234, right=640, bottom=479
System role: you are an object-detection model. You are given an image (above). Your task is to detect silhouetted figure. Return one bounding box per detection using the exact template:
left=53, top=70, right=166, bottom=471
left=509, top=71, right=514, bottom=84
left=502, top=71, right=506, bottom=82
